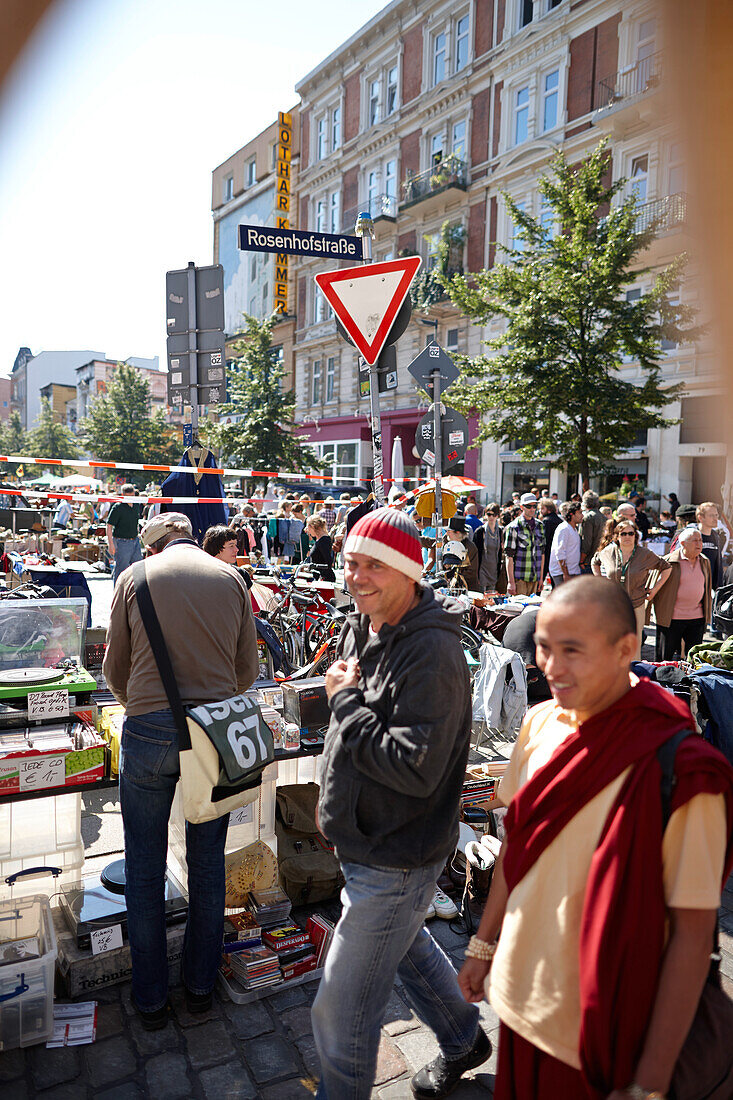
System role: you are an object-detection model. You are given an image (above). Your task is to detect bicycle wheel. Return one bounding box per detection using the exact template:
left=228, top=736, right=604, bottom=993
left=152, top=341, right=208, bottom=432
left=306, top=616, right=341, bottom=662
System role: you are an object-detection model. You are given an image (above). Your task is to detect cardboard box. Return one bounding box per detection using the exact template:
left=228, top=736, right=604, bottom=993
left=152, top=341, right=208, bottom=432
left=0, top=735, right=107, bottom=796
left=282, top=678, right=330, bottom=730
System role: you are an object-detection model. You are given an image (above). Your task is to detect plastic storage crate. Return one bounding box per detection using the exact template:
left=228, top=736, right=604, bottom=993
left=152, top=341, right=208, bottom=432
left=0, top=793, right=82, bottom=861
left=0, top=893, right=57, bottom=1050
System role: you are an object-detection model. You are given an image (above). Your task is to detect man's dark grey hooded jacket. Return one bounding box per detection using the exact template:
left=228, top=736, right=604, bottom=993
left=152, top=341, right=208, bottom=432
left=318, top=585, right=471, bottom=870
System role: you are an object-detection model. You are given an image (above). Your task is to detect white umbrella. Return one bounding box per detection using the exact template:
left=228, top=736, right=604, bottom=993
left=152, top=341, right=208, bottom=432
left=391, top=435, right=405, bottom=492
left=54, top=474, right=105, bottom=489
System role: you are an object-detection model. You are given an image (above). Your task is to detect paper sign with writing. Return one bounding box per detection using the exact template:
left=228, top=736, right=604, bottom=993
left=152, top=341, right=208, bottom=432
left=229, top=803, right=254, bottom=827
left=28, top=689, right=70, bottom=721
left=90, top=924, right=124, bottom=956
left=19, top=755, right=65, bottom=792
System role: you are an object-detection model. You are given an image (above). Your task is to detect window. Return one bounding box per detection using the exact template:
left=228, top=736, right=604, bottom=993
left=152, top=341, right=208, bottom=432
left=433, top=32, right=446, bottom=85
left=331, top=106, right=341, bottom=150
left=548, top=0, right=562, bottom=8
left=314, top=441, right=359, bottom=482
left=520, top=0, right=533, bottom=28
left=539, top=196, right=555, bottom=238
left=246, top=158, right=256, bottom=186
left=223, top=175, right=233, bottom=202
left=447, top=328, right=459, bottom=350
left=326, top=357, right=336, bottom=402
left=455, top=15, right=470, bottom=71
left=629, top=155, right=649, bottom=203
left=316, top=199, right=326, bottom=233
left=668, top=142, right=685, bottom=194
left=385, top=159, right=397, bottom=198
left=426, top=232, right=440, bottom=270
left=312, top=361, right=322, bottom=404
left=368, top=170, right=379, bottom=206
left=542, top=70, right=559, bottom=132
left=250, top=255, right=257, bottom=281
left=661, top=295, right=679, bottom=352
left=329, top=191, right=340, bottom=233
left=452, top=120, right=467, bottom=159
left=386, top=66, right=398, bottom=115
left=431, top=132, right=444, bottom=166
left=317, top=117, right=327, bottom=160
left=262, top=284, right=268, bottom=311
left=369, top=79, right=380, bottom=126
left=514, top=86, right=529, bottom=145
left=271, top=143, right=278, bottom=169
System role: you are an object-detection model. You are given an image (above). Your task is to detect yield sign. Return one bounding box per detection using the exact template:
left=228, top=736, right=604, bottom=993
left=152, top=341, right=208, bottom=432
left=314, top=256, right=422, bottom=365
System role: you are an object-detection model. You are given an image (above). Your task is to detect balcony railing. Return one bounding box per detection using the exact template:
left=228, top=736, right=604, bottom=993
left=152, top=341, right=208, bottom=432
left=340, top=193, right=397, bottom=234
left=635, top=192, right=687, bottom=234
left=596, top=51, right=663, bottom=111
left=400, top=156, right=467, bottom=209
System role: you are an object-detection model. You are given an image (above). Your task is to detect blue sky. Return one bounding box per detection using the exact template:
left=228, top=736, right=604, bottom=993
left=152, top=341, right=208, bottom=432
left=0, top=0, right=386, bottom=384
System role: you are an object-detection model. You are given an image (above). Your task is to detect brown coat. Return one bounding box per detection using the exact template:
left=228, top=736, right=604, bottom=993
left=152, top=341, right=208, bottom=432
left=651, top=548, right=712, bottom=629
left=592, top=543, right=671, bottom=609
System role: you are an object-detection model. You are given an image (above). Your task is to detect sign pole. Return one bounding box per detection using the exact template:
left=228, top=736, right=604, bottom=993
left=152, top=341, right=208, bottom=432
left=186, top=260, right=199, bottom=437
left=432, top=368, right=443, bottom=574
left=356, top=213, right=385, bottom=507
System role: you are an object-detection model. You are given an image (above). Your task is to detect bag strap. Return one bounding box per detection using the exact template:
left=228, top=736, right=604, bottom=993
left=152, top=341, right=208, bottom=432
left=657, top=728, right=721, bottom=973
left=131, top=560, right=191, bottom=752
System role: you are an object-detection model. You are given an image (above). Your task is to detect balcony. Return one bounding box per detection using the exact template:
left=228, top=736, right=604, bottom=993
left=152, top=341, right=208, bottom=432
left=400, top=156, right=467, bottom=211
left=595, top=51, right=663, bottom=114
left=340, top=193, right=397, bottom=235
left=634, top=192, right=687, bottom=235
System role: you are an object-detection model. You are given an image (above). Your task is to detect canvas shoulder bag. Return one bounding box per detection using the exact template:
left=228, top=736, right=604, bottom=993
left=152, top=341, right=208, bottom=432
left=658, top=730, right=733, bottom=1100
left=132, top=560, right=274, bottom=824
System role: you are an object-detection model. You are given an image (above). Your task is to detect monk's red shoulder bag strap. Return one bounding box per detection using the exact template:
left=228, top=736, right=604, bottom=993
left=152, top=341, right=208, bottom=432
left=658, top=731, right=733, bottom=1100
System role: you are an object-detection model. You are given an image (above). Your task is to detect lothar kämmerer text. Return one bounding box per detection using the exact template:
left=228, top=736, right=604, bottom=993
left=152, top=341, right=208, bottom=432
left=238, top=223, right=362, bottom=259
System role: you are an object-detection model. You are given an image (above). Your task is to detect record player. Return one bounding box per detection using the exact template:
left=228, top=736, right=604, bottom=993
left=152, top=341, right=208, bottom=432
left=0, top=597, right=97, bottom=707
left=59, top=859, right=189, bottom=949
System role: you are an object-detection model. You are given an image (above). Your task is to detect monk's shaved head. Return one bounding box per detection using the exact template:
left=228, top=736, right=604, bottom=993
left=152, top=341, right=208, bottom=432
left=543, top=575, right=636, bottom=641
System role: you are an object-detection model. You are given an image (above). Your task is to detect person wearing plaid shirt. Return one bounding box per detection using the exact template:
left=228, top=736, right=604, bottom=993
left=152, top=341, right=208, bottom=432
left=319, top=498, right=338, bottom=532
left=504, top=493, right=546, bottom=595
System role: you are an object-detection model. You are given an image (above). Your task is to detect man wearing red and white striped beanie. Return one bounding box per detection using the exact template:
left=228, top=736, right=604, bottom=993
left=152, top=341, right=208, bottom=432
left=312, top=507, right=490, bottom=1098
left=344, top=505, right=424, bottom=583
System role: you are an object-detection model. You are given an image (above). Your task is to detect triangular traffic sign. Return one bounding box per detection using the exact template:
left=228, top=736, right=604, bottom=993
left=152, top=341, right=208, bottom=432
left=314, top=257, right=422, bottom=365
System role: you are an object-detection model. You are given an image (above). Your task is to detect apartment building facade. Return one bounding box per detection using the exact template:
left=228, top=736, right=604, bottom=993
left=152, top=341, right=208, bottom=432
left=72, top=356, right=173, bottom=433
left=211, top=112, right=300, bottom=395
left=211, top=0, right=722, bottom=504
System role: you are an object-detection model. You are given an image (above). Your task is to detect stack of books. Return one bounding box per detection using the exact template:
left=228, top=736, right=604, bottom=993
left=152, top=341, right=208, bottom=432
left=247, top=887, right=292, bottom=929
left=306, top=914, right=335, bottom=969
left=222, top=910, right=262, bottom=952
left=224, top=944, right=280, bottom=990
left=263, top=922, right=318, bottom=981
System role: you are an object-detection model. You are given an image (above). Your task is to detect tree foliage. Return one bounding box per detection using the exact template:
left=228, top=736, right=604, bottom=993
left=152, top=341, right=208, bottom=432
left=26, top=397, right=79, bottom=475
left=443, top=140, right=701, bottom=485
left=0, top=411, right=28, bottom=456
left=211, top=313, right=319, bottom=474
left=80, top=363, right=179, bottom=483
left=409, top=221, right=466, bottom=312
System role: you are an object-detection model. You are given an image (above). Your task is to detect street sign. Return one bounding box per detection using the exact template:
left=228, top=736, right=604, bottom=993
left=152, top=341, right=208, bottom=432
left=415, top=408, right=469, bottom=470
left=336, top=296, right=412, bottom=352
left=239, top=224, right=363, bottom=261
left=357, top=346, right=399, bottom=398
left=407, top=341, right=460, bottom=396
left=166, top=264, right=224, bottom=334
left=314, top=256, right=422, bottom=366
left=166, top=331, right=227, bottom=405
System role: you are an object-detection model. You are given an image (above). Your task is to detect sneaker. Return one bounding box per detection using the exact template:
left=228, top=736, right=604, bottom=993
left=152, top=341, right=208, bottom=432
left=411, top=1027, right=492, bottom=1098
left=131, top=996, right=171, bottom=1031
left=431, top=887, right=458, bottom=920
left=425, top=900, right=436, bottom=920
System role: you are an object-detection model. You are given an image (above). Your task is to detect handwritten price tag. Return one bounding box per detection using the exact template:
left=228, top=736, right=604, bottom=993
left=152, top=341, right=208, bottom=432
left=28, top=690, right=69, bottom=721
left=90, top=924, right=123, bottom=956
left=19, top=755, right=65, bottom=792
left=229, top=803, right=254, bottom=827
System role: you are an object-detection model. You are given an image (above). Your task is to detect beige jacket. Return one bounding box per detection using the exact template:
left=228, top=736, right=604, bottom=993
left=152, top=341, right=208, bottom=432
left=592, top=543, right=671, bottom=608
left=651, top=548, right=712, bottom=629
left=103, top=540, right=259, bottom=716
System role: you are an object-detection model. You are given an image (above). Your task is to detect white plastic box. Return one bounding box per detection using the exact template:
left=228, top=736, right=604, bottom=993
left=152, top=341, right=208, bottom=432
left=0, top=893, right=57, bottom=1050
left=0, top=793, right=84, bottom=901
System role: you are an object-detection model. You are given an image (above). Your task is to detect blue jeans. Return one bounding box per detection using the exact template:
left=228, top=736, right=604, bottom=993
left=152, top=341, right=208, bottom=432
left=113, top=537, right=142, bottom=584
left=312, top=860, right=480, bottom=1100
left=119, top=709, right=228, bottom=1011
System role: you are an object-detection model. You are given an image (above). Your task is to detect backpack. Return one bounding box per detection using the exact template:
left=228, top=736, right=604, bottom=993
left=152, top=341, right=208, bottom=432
left=275, top=784, right=344, bottom=905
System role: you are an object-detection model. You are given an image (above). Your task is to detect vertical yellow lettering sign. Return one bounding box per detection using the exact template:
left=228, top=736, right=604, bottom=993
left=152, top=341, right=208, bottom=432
left=274, top=111, right=293, bottom=315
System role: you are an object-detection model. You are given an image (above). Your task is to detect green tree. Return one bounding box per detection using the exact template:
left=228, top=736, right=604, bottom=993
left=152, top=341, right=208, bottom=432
left=212, top=314, right=319, bottom=475
left=444, top=140, right=701, bottom=487
left=1, top=411, right=27, bottom=456
left=81, top=363, right=179, bottom=483
left=26, top=397, right=79, bottom=476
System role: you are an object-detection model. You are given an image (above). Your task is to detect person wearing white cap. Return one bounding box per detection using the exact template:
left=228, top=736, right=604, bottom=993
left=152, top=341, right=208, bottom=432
left=503, top=493, right=546, bottom=596
left=103, top=511, right=258, bottom=1032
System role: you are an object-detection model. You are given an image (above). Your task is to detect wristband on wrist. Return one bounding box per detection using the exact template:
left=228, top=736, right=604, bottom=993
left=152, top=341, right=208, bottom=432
left=626, top=1085, right=666, bottom=1100
left=464, top=935, right=497, bottom=962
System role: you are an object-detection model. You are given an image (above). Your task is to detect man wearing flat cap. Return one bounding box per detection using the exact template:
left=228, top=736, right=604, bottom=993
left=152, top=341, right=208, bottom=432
left=103, top=512, right=258, bottom=1031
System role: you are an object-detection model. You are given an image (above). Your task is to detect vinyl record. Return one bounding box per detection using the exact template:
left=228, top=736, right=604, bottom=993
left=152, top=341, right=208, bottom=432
left=0, top=667, right=66, bottom=686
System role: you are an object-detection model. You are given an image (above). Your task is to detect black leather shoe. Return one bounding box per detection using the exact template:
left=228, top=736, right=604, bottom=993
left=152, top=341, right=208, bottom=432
left=131, top=997, right=171, bottom=1031
left=183, top=985, right=213, bottom=1014
left=410, top=1027, right=492, bottom=1098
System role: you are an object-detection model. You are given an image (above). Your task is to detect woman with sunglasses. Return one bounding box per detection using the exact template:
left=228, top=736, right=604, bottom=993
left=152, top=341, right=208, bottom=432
left=591, top=519, right=671, bottom=657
